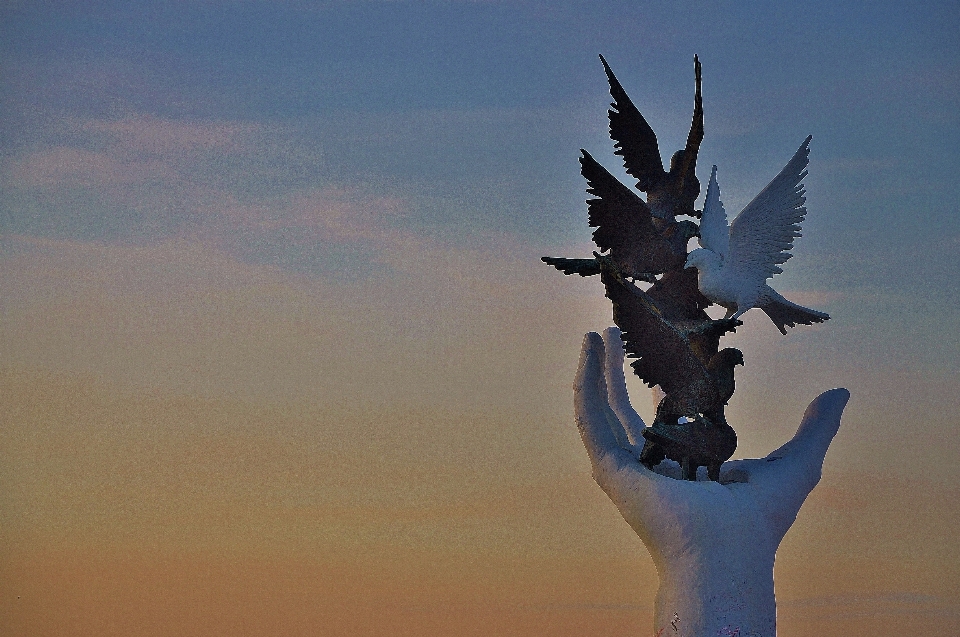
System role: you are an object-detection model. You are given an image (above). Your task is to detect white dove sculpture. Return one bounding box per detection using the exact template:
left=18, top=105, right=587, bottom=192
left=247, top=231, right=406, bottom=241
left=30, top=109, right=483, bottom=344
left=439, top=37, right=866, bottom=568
left=684, top=136, right=830, bottom=334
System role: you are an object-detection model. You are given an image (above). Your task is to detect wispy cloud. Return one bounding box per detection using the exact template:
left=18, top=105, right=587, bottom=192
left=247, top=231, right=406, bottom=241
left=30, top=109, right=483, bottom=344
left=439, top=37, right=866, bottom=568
left=6, top=146, right=175, bottom=189
left=80, top=115, right=258, bottom=156
left=1, top=113, right=428, bottom=278
left=207, top=187, right=406, bottom=245
left=198, top=185, right=418, bottom=278
left=776, top=289, right=844, bottom=309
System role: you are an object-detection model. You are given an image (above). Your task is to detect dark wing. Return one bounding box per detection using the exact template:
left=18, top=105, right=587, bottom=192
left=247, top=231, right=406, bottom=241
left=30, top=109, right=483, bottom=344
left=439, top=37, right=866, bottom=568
left=676, top=55, right=704, bottom=195
left=540, top=256, right=600, bottom=277
left=599, top=54, right=665, bottom=193
left=659, top=55, right=704, bottom=219
left=646, top=268, right=737, bottom=365
left=601, top=265, right=711, bottom=395
left=647, top=268, right=739, bottom=365
left=581, top=150, right=683, bottom=275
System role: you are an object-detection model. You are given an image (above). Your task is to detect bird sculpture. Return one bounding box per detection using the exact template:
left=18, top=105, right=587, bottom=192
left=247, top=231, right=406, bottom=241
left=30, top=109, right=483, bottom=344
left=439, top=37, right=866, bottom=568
left=543, top=151, right=698, bottom=282
left=684, top=137, right=830, bottom=334
left=543, top=55, right=832, bottom=481
left=601, top=53, right=703, bottom=221
left=542, top=54, right=703, bottom=280
left=600, top=257, right=742, bottom=481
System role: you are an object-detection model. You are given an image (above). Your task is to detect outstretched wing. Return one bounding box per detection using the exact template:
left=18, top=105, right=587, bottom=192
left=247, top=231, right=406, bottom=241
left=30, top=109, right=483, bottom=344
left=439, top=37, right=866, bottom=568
left=540, top=256, right=601, bottom=277
left=601, top=266, right=710, bottom=394
left=672, top=55, right=704, bottom=203
left=698, top=165, right=730, bottom=259
left=599, top=54, right=665, bottom=192
left=727, top=136, right=812, bottom=288
left=580, top=150, right=660, bottom=259
left=685, top=55, right=704, bottom=165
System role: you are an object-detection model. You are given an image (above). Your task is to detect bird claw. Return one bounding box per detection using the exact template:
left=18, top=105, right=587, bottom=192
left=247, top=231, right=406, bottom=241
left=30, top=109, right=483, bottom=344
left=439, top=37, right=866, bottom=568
left=677, top=317, right=741, bottom=338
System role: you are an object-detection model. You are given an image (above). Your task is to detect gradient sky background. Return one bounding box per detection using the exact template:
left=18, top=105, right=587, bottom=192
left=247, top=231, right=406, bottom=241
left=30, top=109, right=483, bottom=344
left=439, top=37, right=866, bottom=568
left=1, top=1, right=959, bottom=635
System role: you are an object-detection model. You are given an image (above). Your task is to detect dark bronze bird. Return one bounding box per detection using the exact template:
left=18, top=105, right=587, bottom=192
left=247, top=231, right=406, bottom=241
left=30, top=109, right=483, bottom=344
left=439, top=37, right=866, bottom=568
left=600, top=54, right=704, bottom=221
left=542, top=150, right=698, bottom=283
left=600, top=257, right=742, bottom=481
left=642, top=267, right=731, bottom=366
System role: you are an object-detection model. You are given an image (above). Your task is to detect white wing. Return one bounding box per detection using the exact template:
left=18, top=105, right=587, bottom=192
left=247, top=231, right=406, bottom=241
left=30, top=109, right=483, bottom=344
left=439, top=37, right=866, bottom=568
left=698, top=165, right=729, bottom=260
left=727, top=136, right=811, bottom=289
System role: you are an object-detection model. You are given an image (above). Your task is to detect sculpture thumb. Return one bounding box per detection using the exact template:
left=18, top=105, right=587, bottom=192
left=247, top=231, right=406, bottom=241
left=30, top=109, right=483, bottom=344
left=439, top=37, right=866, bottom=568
left=774, top=388, right=850, bottom=462
left=759, top=388, right=851, bottom=527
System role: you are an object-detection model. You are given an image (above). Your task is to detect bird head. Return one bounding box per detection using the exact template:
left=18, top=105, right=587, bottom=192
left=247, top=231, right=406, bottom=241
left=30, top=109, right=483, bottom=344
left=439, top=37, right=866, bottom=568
left=669, top=149, right=686, bottom=173
left=684, top=248, right=718, bottom=271
left=727, top=348, right=745, bottom=367
left=674, top=220, right=700, bottom=242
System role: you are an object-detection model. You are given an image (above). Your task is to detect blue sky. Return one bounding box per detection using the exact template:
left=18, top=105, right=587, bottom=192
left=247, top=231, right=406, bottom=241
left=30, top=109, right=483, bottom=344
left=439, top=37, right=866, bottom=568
left=4, top=0, right=958, bottom=371
left=4, top=1, right=957, bottom=243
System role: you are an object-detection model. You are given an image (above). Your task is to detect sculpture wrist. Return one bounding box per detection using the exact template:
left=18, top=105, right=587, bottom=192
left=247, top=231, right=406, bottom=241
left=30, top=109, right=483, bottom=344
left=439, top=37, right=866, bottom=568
left=653, top=564, right=777, bottom=636
left=650, top=533, right=779, bottom=636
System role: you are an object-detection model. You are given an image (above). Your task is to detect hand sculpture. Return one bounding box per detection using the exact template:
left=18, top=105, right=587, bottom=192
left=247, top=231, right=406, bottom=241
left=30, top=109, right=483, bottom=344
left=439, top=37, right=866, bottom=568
left=574, top=328, right=849, bottom=637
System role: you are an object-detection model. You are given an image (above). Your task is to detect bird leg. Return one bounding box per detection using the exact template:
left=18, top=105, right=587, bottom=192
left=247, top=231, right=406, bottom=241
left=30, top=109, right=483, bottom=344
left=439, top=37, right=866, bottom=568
left=707, top=462, right=722, bottom=482
left=681, top=456, right=698, bottom=481
left=713, top=317, right=743, bottom=333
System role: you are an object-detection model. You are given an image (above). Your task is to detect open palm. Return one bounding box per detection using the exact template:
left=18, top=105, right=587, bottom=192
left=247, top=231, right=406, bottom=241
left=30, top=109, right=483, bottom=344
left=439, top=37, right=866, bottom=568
left=574, top=328, right=849, bottom=636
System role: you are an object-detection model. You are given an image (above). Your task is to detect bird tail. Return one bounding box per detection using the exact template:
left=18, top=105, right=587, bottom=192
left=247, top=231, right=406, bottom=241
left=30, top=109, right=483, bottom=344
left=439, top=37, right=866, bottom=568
left=759, top=289, right=830, bottom=335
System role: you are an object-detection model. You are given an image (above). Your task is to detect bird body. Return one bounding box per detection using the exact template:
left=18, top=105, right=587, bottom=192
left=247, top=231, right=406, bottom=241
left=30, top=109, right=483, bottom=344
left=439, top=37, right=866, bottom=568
left=542, top=150, right=698, bottom=282
left=600, top=54, right=704, bottom=221
left=684, top=138, right=830, bottom=334
left=685, top=249, right=736, bottom=310
left=599, top=258, right=743, bottom=480
left=546, top=54, right=835, bottom=483
left=543, top=55, right=704, bottom=283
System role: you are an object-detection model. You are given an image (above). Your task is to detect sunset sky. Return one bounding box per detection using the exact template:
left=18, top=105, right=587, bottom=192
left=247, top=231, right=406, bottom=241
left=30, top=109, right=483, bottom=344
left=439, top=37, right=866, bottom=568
left=2, top=2, right=959, bottom=635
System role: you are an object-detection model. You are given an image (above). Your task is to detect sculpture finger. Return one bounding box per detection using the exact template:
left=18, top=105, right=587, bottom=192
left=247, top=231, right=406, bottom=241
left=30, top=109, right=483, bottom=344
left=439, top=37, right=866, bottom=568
left=768, top=388, right=849, bottom=468
left=754, top=388, right=850, bottom=536
left=574, top=332, right=634, bottom=473
left=601, top=327, right=647, bottom=446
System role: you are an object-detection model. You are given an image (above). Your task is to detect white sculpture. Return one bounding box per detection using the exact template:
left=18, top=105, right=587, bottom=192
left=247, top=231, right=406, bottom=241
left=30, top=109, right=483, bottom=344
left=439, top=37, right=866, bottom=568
left=684, top=138, right=829, bottom=334
left=574, top=328, right=849, bottom=636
